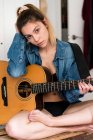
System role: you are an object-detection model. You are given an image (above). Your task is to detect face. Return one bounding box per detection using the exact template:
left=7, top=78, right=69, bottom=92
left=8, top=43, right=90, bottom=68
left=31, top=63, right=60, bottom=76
left=21, top=20, right=49, bottom=48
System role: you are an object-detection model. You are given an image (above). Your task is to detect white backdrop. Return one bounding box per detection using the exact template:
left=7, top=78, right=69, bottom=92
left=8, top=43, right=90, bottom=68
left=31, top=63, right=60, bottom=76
left=0, top=0, right=39, bottom=60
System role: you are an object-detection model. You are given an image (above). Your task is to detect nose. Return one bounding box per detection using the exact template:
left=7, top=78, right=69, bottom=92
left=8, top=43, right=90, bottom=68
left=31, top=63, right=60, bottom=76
left=33, top=34, right=39, bottom=42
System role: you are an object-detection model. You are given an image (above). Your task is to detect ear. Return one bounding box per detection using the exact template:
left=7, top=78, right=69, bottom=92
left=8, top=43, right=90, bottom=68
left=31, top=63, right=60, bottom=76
left=42, top=17, right=48, bottom=27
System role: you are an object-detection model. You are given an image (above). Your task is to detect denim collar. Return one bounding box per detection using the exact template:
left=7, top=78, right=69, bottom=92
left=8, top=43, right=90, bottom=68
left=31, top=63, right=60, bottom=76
left=28, top=39, right=65, bottom=60
left=54, top=39, right=65, bottom=60
left=28, top=43, right=39, bottom=56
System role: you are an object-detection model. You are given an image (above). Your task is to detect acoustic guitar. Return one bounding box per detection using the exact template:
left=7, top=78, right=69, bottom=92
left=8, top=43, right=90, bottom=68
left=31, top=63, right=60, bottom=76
left=0, top=60, right=92, bottom=124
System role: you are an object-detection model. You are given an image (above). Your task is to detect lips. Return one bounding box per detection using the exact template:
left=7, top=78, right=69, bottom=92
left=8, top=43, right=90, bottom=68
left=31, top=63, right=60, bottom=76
left=37, top=41, right=44, bottom=46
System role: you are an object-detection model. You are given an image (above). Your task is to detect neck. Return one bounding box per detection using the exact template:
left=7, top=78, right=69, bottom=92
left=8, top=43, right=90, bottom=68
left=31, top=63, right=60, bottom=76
left=39, top=43, right=56, bottom=55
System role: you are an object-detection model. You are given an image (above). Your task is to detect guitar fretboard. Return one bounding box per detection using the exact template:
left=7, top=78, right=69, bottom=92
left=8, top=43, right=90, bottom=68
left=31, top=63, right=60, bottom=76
left=31, top=79, right=93, bottom=94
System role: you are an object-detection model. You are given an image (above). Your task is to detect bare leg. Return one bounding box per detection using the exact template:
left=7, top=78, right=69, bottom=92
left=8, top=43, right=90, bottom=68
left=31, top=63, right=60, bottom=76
left=5, top=111, right=89, bottom=140
left=63, top=100, right=93, bottom=114
left=28, top=101, right=93, bottom=127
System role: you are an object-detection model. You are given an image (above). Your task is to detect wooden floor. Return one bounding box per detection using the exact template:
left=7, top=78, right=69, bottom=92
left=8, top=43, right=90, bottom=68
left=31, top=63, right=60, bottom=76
left=1, top=128, right=93, bottom=140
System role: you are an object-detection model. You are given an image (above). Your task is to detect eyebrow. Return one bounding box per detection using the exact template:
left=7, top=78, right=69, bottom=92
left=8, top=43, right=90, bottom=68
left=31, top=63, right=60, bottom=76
left=24, top=25, right=40, bottom=36
left=33, top=25, right=40, bottom=32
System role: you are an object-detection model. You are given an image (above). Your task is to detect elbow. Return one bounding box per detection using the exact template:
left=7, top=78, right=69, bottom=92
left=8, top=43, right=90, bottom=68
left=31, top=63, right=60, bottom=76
left=7, top=66, right=26, bottom=78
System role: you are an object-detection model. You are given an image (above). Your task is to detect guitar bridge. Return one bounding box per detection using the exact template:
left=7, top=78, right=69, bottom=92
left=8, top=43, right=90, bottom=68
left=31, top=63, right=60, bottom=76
left=1, top=77, right=8, bottom=106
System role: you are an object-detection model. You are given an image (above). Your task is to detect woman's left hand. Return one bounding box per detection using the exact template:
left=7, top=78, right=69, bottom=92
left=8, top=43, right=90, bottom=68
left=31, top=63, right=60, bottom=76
left=78, top=82, right=93, bottom=94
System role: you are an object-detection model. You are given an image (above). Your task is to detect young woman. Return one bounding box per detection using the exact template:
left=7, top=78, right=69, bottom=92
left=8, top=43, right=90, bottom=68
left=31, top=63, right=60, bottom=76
left=6, top=4, right=93, bottom=140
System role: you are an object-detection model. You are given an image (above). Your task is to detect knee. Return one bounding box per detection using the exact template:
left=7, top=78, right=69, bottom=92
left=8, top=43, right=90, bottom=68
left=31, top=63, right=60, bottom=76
left=90, top=106, right=93, bottom=120
left=5, top=121, right=39, bottom=140
left=5, top=123, right=15, bottom=138
left=5, top=121, right=25, bottom=139
left=5, top=122, right=19, bottom=139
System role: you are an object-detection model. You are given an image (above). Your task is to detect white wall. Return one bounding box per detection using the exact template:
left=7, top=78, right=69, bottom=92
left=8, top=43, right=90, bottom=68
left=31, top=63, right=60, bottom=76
left=46, top=0, right=62, bottom=40
left=0, top=0, right=39, bottom=61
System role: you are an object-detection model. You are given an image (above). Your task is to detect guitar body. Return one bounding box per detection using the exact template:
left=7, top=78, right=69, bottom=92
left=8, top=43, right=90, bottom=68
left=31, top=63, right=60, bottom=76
left=0, top=61, right=48, bottom=124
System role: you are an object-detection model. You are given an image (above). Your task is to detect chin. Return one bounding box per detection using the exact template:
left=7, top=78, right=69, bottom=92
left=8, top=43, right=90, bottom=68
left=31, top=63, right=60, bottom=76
left=40, top=43, right=47, bottom=48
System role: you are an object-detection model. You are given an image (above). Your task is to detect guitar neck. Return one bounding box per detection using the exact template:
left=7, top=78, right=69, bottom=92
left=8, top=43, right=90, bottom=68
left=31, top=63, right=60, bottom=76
left=31, top=79, right=93, bottom=94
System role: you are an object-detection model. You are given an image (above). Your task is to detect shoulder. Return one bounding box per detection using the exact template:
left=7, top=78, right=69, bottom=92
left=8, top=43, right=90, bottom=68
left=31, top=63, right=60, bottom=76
left=57, top=39, right=72, bottom=50
left=57, top=39, right=74, bottom=58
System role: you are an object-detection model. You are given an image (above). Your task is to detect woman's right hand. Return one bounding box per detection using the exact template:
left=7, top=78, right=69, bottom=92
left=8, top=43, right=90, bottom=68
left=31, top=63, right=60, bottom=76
left=78, top=81, right=93, bottom=94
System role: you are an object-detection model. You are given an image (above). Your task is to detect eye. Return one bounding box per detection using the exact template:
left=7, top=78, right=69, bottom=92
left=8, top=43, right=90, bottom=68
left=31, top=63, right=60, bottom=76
left=25, top=35, right=32, bottom=40
left=35, top=28, right=40, bottom=33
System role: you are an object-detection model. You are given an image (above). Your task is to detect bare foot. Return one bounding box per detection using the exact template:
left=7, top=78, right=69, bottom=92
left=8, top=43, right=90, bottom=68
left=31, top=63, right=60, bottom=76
left=87, top=124, right=93, bottom=132
left=28, top=110, right=54, bottom=126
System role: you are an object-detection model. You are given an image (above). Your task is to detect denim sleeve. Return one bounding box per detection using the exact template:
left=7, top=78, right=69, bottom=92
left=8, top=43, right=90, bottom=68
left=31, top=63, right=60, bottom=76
left=59, top=45, right=84, bottom=103
left=59, top=64, right=84, bottom=103
left=7, top=33, right=28, bottom=77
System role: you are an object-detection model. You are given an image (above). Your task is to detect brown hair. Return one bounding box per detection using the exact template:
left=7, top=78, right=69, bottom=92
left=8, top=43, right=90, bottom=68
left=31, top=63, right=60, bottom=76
left=16, top=4, right=56, bottom=46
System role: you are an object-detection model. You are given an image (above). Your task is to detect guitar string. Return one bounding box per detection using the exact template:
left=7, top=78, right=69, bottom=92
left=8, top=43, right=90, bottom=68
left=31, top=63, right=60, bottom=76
left=18, top=79, right=93, bottom=93
left=18, top=79, right=93, bottom=88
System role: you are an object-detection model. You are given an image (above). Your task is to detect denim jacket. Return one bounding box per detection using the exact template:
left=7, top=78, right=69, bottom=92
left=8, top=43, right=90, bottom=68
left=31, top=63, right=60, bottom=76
left=7, top=33, right=83, bottom=103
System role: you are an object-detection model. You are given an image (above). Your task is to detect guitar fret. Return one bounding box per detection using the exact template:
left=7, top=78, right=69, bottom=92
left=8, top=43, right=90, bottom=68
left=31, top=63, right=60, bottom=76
left=55, top=82, right=57, bottom=91
left=42, top=84, right=44, bottom=93
left=37, top=84, right=41, bottom=93
left=39, top=84, right=41, bottom=93
left=43, top=83, right=45, bottom=93
left=40, top=84, right=42, bottom=93
left=45, top=84, right=48, bottom=93
left=56, top=82, right=57, bottom=91
left=58, top=82, right=60, bottom=91
left=53, top=82, right=55, bottom=91
left=60, top=82, right=61, bottom=91
left=89, top=79, right=91, bottom=84
left=69, top=81, right=70, bottom=90
left=33, top=85, right=36, bottom=93
left=36, top=84, right=38, bottom=93
left=42, top=83, right=46, bottom=93
left=53, top=83, right=54, bottom=91
left=46, top=83, right=48, bottom=92
left=42, top=83, right=45, bottom=93
left=51, top=83, right=53, bottom=92
left=47, top=83, right=49, bottom=92
left=65, top=81, right=66, bottom=90
left=73, top=80, right=75, bottom=89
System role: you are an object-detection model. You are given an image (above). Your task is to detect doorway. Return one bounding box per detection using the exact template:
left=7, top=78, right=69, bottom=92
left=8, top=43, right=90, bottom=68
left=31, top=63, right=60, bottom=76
left=61, top=0, right=68, bottom=41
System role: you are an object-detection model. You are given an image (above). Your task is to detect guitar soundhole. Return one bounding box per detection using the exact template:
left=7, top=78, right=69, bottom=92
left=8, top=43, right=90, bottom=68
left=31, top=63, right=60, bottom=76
left=18, top=81, right=31, bottom=98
